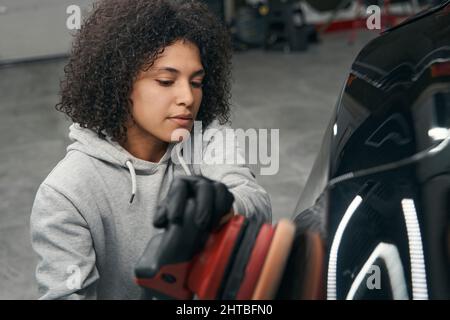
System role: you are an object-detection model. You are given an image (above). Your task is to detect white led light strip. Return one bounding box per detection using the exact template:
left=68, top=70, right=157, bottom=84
left=401, top=199, right=429, bottom=300
left=327, top=195, right=363, bottom=300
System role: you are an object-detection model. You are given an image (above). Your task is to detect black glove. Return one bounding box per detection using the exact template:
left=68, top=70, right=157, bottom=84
left=153, top=176, right=235, bottom=231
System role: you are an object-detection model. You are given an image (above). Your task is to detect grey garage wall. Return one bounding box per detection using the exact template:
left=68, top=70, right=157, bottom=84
left=0, top=0, right=94, bottom=63
left=0, top=0, right=237, bottom=63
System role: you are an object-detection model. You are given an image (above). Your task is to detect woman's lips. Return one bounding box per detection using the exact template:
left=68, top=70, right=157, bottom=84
left=169, top=117, right=193, bottom=127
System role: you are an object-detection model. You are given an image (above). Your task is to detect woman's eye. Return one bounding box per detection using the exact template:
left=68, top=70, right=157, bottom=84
left=157, top=80, right=174, bottom=87
left=191, top=82, right=203, bottom=88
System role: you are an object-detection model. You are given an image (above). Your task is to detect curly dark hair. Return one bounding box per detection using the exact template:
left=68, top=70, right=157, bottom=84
left=56, top=0, right=232, bottom=142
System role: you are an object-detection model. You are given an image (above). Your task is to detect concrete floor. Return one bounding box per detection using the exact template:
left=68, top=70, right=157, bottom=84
left=0, top=31, right=376, bottom=299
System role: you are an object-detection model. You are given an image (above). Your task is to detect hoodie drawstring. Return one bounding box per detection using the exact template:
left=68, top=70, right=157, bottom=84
left=125, top=144, right=192, bottom=205
left=126, top=160, right=137, bottom=204
left=176, top=143, right=192, bottom=177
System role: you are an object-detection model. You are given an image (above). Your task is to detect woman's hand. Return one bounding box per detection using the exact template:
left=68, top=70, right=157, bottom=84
left=153, top=176, right=235, bottom=231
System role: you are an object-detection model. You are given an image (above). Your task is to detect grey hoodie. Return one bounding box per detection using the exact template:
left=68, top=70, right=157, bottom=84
left=30, top=122, right=272, bottom=300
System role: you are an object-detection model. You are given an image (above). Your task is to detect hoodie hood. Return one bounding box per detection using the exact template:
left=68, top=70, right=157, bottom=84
left=67, top=123, right=192, bottom=203
left=67, top=123, right=176, bottom=172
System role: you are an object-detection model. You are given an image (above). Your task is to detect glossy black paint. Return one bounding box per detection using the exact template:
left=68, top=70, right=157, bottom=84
left=294, top=1, right=450, bottom=299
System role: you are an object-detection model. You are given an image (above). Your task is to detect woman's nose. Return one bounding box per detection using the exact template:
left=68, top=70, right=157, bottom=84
left=176, top=81, right=195, bottom=107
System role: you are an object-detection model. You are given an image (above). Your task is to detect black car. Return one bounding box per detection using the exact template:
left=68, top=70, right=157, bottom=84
left=294, top=0, right=450, bottom=300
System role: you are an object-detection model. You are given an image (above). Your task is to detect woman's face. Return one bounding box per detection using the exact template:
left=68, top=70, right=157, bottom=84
left=129, top=40, right=204, bottom=143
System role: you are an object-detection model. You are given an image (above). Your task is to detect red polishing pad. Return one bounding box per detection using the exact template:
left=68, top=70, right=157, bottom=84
left=235, top=223, right=275, bottom=300
left=187, top=215, right=247, bottom=299
left=300, top=232, right=325, bottom=300
left=252, top=219, right=296, bottom=300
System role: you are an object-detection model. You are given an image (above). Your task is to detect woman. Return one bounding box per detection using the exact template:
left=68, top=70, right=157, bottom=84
left=30, top=0, right=272, bottom=299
